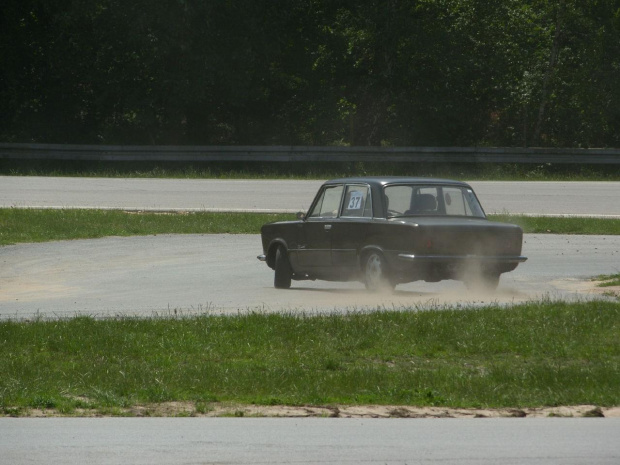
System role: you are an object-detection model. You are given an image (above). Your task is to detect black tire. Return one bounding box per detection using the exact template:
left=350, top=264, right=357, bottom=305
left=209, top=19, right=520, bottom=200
left=363, top=252, right=394, bottom=292
left=274, top=246, right=292, bottom=289
left=464, top=272, right=500, bottom=292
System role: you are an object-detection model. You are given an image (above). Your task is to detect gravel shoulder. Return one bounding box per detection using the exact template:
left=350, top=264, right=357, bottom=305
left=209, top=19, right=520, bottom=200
left=10, top=403, right=620, bottom=419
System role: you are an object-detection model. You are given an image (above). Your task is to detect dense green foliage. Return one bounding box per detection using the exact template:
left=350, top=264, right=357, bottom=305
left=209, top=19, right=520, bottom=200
left=1, top=302, right=619, bottom=413
left=2, top=1, right=619, bottom=147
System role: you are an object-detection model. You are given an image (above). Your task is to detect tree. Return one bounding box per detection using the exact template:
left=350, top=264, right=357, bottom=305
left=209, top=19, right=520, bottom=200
left=1, top=0, right=618, bottom=147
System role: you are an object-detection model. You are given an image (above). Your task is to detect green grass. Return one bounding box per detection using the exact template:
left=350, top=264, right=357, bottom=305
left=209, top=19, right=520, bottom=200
left=1, top=209, right=619, bottom=246
left=1, top=301, right=619, bottom=415
left=594, top=274, right=620, bottom=288
left=490, top=215, right=620, bottom=235
left=3, top=159, right=620, bottom=181
left=0, top=209, right=292, bottom=246
left=593, top=274, right=620, bottom=300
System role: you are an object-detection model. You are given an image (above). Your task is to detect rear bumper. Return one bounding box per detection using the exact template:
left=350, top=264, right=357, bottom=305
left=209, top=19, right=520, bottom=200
left=397, top=254, right=527, bottom=263
left=391, top=253, right=527, bottom=282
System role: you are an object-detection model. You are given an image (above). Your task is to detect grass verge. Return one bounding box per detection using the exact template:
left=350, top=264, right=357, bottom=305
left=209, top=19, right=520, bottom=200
left=0, top=209, right=292, bottom=246
left=593, top=274, right=620, bottom=301
left=1, top=209, right=619, bottom=246
left=595, top=274, right=620, bottom=288
left=490, top=215, right=620, bottom=235
left=1, top=301, right=618, bottom=416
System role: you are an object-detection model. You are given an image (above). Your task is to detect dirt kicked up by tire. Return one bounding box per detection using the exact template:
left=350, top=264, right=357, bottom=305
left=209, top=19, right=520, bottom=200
left=463, top=272, right=501, bottom=292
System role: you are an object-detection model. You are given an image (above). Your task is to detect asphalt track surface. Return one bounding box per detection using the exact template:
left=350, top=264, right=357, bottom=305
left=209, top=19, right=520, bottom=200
left=1, top=233, right=619, bottom=319
left=2, top=417, right=619, bottom=465
left=2, top=176, right=620, bottom=216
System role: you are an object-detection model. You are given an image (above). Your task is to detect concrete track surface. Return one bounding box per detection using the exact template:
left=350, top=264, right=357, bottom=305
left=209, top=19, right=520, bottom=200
left=2, top=418, right=619, bottom=465
left=1, top=234, right=618, bottom=319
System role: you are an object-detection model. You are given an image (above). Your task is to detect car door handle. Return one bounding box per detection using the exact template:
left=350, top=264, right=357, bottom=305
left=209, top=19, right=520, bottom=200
left=324, top=225, right=332, bottom=231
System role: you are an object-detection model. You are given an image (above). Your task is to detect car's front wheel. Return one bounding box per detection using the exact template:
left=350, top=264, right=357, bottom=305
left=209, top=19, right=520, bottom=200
left=364, top=252, right=394, bottom=292
left=274, top=246, right=292, bottom=289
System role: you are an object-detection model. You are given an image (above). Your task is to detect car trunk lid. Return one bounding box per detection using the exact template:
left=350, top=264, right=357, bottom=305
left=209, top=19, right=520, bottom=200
left=390, top=217, right=524, bottom=256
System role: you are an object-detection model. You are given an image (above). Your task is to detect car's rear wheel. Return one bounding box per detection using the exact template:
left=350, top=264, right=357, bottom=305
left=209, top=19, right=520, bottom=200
left=274, top=246, right=292, bottom=289
left=364, top=252, right=394, bottom=292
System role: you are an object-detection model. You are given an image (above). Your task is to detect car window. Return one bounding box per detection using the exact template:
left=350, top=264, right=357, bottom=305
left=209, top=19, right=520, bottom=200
left=384, top=185, right=485, bottom=218
left=463, top=188, right=485, bottom=217
left=411, top=187, right=439, bottom=214
left=341, top=185, right=371, bottom=217
left=384, top=185, right=412, bottom=215
left=308, top=185, right=344, bottom=218
left=443, top=186, right=468, bottom=215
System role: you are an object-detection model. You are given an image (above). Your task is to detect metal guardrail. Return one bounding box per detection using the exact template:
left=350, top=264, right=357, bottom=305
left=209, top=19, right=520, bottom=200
left=1, top=143, right=620, bottom=164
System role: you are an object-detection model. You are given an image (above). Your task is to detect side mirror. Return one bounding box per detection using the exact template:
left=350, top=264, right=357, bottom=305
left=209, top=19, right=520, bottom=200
left=296, top=211, right=306, bottom=220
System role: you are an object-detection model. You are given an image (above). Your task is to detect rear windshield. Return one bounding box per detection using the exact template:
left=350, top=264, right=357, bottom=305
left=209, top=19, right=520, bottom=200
left=384, top=185, right=485, bottom=218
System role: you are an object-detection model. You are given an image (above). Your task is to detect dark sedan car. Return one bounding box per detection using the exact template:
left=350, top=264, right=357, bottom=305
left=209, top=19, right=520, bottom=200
left=258, top=177, right=526, bottom=291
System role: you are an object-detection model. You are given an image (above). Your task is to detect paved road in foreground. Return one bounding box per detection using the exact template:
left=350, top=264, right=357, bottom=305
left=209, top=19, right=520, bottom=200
left=2, top=176, right=620, bottom=216
left=1, top=233, right=618, bottom=319
left=2, top=418, right=619, bottom=465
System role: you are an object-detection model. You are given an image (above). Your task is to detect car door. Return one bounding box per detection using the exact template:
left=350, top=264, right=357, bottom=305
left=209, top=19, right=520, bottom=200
left=330, top=184, right=373, bottom=269
left=297, top=184, right=344, bottom=269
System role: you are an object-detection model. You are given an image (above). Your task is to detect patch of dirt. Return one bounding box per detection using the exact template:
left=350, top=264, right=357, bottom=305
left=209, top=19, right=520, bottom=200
left=9, top=403, right=620, bottom=418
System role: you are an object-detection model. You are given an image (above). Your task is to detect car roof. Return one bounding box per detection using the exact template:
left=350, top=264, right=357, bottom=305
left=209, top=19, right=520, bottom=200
left=323, top=176, right=471, bottom=188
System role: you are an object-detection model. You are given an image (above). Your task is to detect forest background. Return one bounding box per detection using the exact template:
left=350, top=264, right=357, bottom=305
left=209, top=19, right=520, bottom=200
left=1, top=0, right=619, bottom=148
